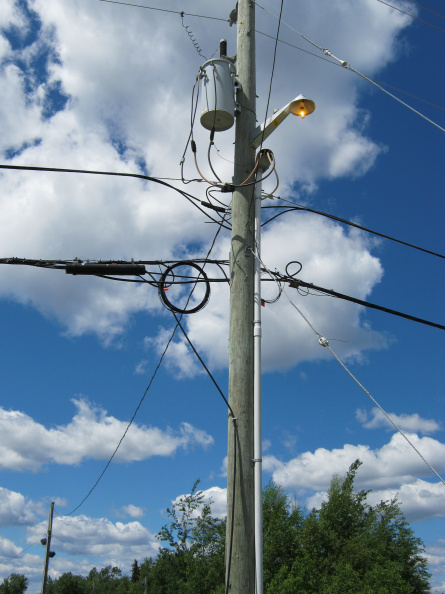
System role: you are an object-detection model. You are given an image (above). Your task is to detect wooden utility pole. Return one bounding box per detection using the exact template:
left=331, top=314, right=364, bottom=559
left=41, top=502, right=54, bottom=594
left=226, top=0, right=257, bottom=591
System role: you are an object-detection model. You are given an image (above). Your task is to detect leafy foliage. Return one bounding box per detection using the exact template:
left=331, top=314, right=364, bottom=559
left=16, top=462, right=432, bottom=593
left=266, top=460, right=431, bottom=593
left=0, top=574, right=28, bottom=594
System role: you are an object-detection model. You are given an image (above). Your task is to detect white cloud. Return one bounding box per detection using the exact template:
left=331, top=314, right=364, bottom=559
left=26, top=514, right=159, bottom=579
left=0, top=398, right=213, bottom=471
left=0, top=535, right=22, bottom=558
left=357, top=407, right=442, bottom=434
left=269, top=432, right=445, bottom=493
left=0, top=0, right=415, bottom=368
left=169, top=485, right=227, bottom=521
left=165, top=213, right=387, bottom=375
left=306, top=478, right=445, bottom=524
left=121, top=504, right=146, bottom=520
left=0, top=487, right=37, bottom=527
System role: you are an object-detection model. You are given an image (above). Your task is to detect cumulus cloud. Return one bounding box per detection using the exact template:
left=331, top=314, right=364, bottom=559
left=121, top=504, right=146, bottom=520
left=0, top=0, right=414, bottom=366
left=0, top=487, right=37, bottom=527
left=357, top=407, right=441, bottom=434
left=0, top=535, right=22, bottom=558
left=160, top=213, right=387, bottom=376
left=27, top=513, right=159, bottom=567
left=268, top=432, right=445, bottom=492
left=0, top=398, right=213, bottom=471
left=169, top=485, right=227, bottom=521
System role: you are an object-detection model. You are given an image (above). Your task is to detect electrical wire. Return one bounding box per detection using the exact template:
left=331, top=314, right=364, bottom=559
left=0, top=164, right=232, bottom=231
left=402, top=0, right=445, bottom=20
left=254, top=3, right=445, bottom=132
left=261, top=203, right=445, bottom=260
left=181, top=13, right=207, bottom=60
left=255, top=0, right=285, bottom=155
left=0, top=537, right=46, bottom=570
left=97, top=0, right=228, bottom=22
left=375, top=0, right=445, bottom=33
left=64, top=321, right=183, bottom=516
left=285, top=276, right=445, bottom=331
left=158, top=261, right=211, bottom=314
left=256, top=29, right=445, bottom=113
left=284, top=288, right=445, bottom=487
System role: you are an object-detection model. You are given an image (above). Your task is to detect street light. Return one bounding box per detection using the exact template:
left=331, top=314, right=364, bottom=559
left=250, top=94, right=315, bottom=149
left=252, top=95, right=315, bottom=594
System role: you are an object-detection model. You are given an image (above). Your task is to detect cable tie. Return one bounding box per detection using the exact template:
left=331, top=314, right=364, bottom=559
left=319, top=336, right=329, bottom=348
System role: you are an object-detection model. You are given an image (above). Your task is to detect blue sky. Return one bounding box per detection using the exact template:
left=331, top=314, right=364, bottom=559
left=0, top=0, right=444, bottom=592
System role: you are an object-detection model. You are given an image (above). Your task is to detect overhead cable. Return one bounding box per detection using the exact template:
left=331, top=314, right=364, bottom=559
left=286, top=277, right=445, bottom=331
left=375, top=0, right=445, bottom=33
left=284, top=289, right=445, bottom=486
left=261, top=203, right=445, bottom=260
left=0, top=163, right=231, bottom=230
left=97, top=0, right=228, bottom=21
left=65, top=316, right=182, bottom=516
left=254, top=2, right=445, bottom=132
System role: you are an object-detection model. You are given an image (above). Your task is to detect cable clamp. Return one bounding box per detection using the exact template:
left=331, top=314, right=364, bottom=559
left=252, top=458, right=262, bottom=464
left=318, top=336, right=329, bottom=348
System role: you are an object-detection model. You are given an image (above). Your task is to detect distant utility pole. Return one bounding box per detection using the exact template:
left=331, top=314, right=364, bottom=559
left=41, top=502, right=54, bottom=594
left=226, top=0, right=257, bottom=591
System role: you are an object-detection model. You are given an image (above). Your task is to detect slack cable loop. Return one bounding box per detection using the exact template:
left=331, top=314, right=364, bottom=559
left=158, top=261, right=211, bottom=314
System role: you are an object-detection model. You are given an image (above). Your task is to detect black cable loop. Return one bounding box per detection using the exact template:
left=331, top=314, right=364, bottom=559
left=158, top=261, right=211, bottom=314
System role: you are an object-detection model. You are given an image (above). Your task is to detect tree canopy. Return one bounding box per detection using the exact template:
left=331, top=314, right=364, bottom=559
left=12, top=461, right=430, bottom=593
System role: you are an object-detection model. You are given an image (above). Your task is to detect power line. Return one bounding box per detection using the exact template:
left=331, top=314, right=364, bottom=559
left=64, top=319, right=182, bottom=516
left=286, top=277, right=445, bottom=331
left=257, top=29, right=445, bottom=112
left=96, top=0, right=228, bottom=22
left=261, top=203, right=445, bottom=260
left=401, top=0, right=445, bottom=20
left=284, top=288, right=445, bottom=486
left=0, top=164, right=231, bottom=230
left=254, top=2, right=445, bottom=131
left=375, top=0, right=445, bottom=33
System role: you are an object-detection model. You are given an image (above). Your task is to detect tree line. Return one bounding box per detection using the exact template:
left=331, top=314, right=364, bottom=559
left=1, top=461, right=431, bottom=593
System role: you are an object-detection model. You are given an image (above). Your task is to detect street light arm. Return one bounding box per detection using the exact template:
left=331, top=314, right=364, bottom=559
left=250, top=103, right=292, bottom=150
left=250, top=94, right=316, bottom=150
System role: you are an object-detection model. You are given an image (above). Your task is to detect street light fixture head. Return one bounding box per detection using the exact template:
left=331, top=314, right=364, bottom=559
left=289, top=94, right=315, bottom=119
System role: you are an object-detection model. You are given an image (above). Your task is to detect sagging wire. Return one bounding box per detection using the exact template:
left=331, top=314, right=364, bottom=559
left=284, top=288, right=445, bottom=487
left=260, top=200, right=445, bottom=260
left=180, top=12, right=207, bottom=60
left=0, top=163, right=231, bottom=231
left=254, top=1, right=445, bottom=133
left=250, top=254, right=445, bottom=330
left=64, top=319, right=182, bottom=516
left=180, top=76, right=204, bottom=185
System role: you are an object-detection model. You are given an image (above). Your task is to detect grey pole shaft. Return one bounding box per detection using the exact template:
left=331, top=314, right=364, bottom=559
left=41, top=502, right=54, bottom=594
left=226, top=0, right=257, bottom=592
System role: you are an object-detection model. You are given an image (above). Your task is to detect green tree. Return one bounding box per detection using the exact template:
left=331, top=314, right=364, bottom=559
left=131, top=560, right=140, bottom=583
left=268, top=460, right=431, bottom=593
left=0, top=574, right=28, bottom=594
left=262, top=481, right=304, bottom=589
left=145, top=479, right=225, bottom=593
left=46, top=572, right=87, bottom=594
